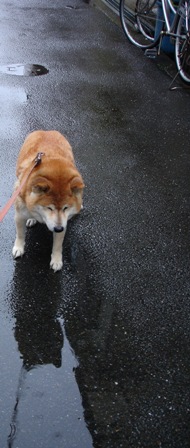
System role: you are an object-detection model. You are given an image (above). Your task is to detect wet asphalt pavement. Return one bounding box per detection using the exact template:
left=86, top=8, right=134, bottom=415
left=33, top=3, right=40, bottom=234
left=0, top=0, right=190, bottom=447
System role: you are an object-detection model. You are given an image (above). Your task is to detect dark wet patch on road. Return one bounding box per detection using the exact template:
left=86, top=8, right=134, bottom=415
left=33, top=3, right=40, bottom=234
left=0, top=64, right=49, bottom=76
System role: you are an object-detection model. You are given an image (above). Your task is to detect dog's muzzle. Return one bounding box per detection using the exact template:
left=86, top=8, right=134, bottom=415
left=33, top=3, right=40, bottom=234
left=54, top=226, right=64, bottom=233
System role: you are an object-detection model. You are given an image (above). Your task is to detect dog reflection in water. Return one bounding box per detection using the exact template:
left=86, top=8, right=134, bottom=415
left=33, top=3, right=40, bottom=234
left=8, top=286, right=64, bottom=447
left=15, top=315, right=64, bottom=369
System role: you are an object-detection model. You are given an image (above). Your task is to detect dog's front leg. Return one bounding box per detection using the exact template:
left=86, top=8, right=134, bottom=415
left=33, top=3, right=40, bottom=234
left=50, top=230, right=66, bottom=272
left=12, top=213, right=27, bottom=258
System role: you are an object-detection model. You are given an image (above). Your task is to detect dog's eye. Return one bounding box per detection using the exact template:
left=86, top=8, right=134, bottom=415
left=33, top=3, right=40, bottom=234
left=47, top=206, right=53, bottom=211
left=62, top=206, right=68, bottom=212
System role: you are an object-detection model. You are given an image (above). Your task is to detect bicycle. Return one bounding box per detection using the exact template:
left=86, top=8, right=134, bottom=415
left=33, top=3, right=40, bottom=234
left=119, top=0, right=190, bottom=84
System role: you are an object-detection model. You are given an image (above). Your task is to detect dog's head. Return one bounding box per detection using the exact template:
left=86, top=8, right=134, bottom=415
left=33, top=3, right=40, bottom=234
left=23, top=160, right=84, bottom=232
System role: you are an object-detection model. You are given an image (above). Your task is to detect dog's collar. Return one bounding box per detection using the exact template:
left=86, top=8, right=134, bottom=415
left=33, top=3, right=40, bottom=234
left=34, top=152, right=45, bottom=166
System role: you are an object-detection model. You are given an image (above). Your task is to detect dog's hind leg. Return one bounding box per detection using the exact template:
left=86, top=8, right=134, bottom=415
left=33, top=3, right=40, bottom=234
left=50, top=230, right=66, bottom=272
left=12, top=214, right=26, bottom=258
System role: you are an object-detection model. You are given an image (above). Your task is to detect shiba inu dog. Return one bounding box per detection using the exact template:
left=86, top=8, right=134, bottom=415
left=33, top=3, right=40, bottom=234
left=12, top=130, right=84, bottom=271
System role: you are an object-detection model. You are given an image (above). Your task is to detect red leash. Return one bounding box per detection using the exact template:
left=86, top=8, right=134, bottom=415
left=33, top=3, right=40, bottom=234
left=0, top=152, right=44, bottom=223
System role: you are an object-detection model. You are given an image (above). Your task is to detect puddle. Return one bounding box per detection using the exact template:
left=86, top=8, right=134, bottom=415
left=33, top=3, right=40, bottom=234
left=0, top=64, right=49, bottom=77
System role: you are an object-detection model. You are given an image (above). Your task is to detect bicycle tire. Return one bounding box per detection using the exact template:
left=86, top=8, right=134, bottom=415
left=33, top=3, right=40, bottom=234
left=120, top=0, right=160, bottom=48
left=175, top=4, right=190, bottom=84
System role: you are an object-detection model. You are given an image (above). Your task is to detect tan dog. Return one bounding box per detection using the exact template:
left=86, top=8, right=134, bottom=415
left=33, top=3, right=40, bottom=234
left=12, top=130, right=84, bottom=271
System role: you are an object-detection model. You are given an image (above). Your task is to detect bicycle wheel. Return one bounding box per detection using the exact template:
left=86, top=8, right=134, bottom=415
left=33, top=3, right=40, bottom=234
left=136, top=0, right=158, bottom=41
left=175, top=4, right=190, bottom=84
left=120, top=0, right=160, bottom=48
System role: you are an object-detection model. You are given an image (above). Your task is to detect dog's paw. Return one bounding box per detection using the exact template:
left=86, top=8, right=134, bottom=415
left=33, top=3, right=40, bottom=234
left=50, top=256, right=63, bottom=272
left=26, top=218, right=37, bottom=228
left=12, top=244, right=25, bottom=259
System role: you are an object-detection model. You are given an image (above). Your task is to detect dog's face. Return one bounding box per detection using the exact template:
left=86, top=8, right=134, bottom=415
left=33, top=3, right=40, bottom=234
left=23, top=161, right=84, bottom=233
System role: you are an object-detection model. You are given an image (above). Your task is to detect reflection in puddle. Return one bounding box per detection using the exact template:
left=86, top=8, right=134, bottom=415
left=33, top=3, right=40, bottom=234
left=7, top=255, right=93, bottom=448
left=0, top=64, right=49, bottom=76
left=7, top=324, right=93, bottom=448
left=0, top=86, right=27, bottom=104
left=0, top=86, right=27, bottom=140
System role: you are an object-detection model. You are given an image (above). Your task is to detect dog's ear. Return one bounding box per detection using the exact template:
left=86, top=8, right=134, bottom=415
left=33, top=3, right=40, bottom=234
left=70, top=176, right=84, bottom=194
left=32, top=182, right=50, bottom=194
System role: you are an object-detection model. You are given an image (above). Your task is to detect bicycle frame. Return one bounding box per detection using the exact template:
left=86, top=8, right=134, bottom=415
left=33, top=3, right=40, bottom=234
left=160, top=0, right=188, bottom=36
left=155, top=0, right=190, bottom=86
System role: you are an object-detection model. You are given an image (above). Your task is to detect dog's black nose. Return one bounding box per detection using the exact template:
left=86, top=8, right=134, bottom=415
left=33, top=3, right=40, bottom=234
left=54, top=226, right=64, bottom=233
